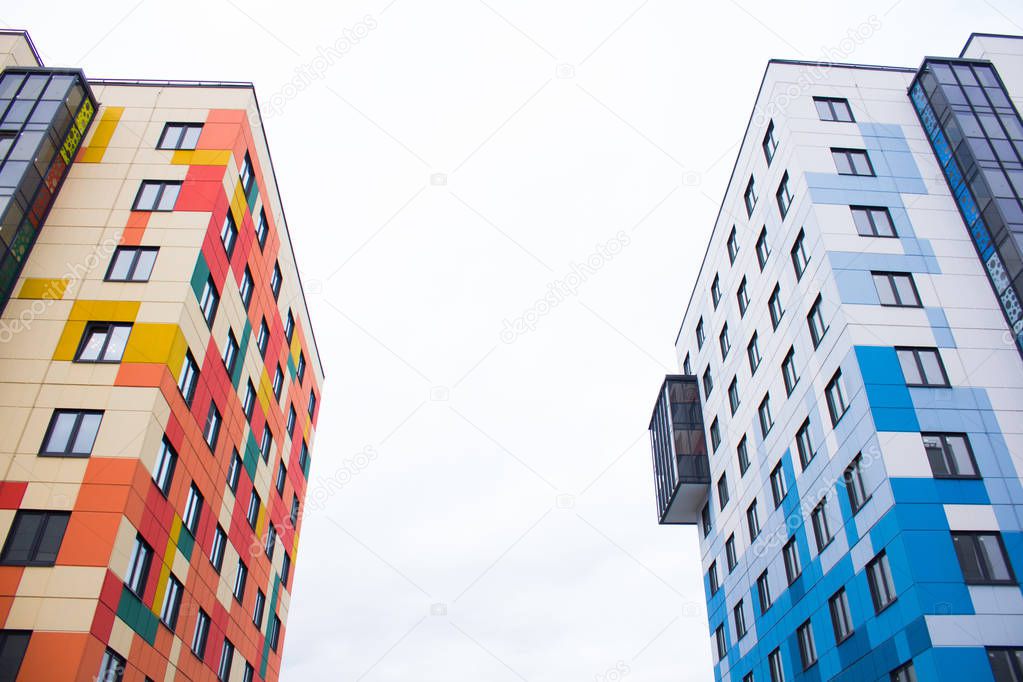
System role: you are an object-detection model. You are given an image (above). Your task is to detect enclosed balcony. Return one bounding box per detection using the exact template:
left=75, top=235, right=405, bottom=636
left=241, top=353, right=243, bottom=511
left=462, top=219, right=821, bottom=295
left=649, top=375, right=710, bottom=525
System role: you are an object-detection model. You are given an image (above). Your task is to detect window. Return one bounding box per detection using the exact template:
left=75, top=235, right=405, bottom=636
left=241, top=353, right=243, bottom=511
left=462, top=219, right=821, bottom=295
left=747, top=500, right=760, bottom=542
left=696, top=318, right=705, bottom=349
left=832, top=148, right=874, bottom=176
left=260, top=426, right=273, bottom=463
left=218, top=639, right=234, bottom=681
left=106, top=246, right=158, bottom=282
left=814, top=96, right=854, bottom=122
left=726, top=534, right=737, bottom=572
left=210, top=524, right=226, bottom=573
left=703, top=367, right=713, bottom=399
left=867, top=551, right=897, bottom=612
left=830, top=588, right=853, bottom=643
left=282, top=551, right=292, bottom=586
left=923, top=433, right=978, bottom=479
left=744, top=176, right=758, bottom=216
left=727, top=227, right=739, bottom=263
left=223, top=331, right=239, bottom=375
left=272, top=365, right=284, bottom=400
left=714, top=624, right=726, bottom=659
left=247, top=490, right=260, bottom=529
left=776, top=172, right=793, bottom=218
left=768, top=285, right=784, bottom=329
left=290, top=496, right=300, bottom=525
left=897, top=347, right=949, bottom=387
left=782, top=348, right=798, bottom=395
left=683, top=354, right=692, bottom=376
left=737, top=277, right=749, bottom=316
left=285, top=310, right=295, bottom=342
left=253, top=589, right=266, bottom=628
left=297, top=352, right=307, bottom=383
left=269, top=613, right=281, bottom=652
left=952, top=532, right=1015, bottom=585
left=710, top=418, right=722, bottom=452
left=891, top=662, right=917, bottom=682
left=256, top=209, right=269, bottom=249
left=757, top=570, right=772, bottom=611
left=299, top=441, right=310, bottom=473
left=191, top=609, right=210, bottom=657
left=265, top=523, right=276, bottom=560
left=790, top=230, right=808, bottom=280
left=199, top=277, right=219, bottom=327
left=160, top=575, right=183, bottom=628
left=873, top=272, right=921, bottom=307
left=183, top=485, right=203, bottom=535
left=769, top=648, right=785, bottom=682
left=204, top=402, right=222, bottom=451
left=243, top=381, right=256, bottom=420
left=287, top=405, right=297, bottom=437
left=811, top=498, right=832, bottom=551
left=178, top=351, right=199, bottom=406
left=758, top=394, right=773, bottom=437
left=240, top=153, right=255, bottom=193
left=0, top=631, right=31, bottom=682
left=783, top=536, right=801, bottom=584
left=240, top=267, right=254, bottom=309
left=257, top=319, right=270, bottom=357
left=271, top=262, right=282, bottom=300
left=748, top=333, right=761, bottom=373
left=98, top=648, right=126, bottom=682
left=844, top=454, right=870, bottom=513
left=153, top=437, right=177, bottom=496
left=796, top=419, right=813, bottom=468
left=709, top=561, right=719, bottom=595
left=852, top=206, right=896, bottom=237
left=40, top=409, right=102, bottom=456
left=756, top=228, right=770, bottom=269
left=125, top=535, right=153, bottom=597
left=807, top=295, right=827, bottom=348
left=308, top=391, right=317, bottom=418
left=233, top=560, right=248, bottom=602
left=711, top=274, right=722, bottom=308
left=734, top=600, right=748, bottom=639
left=717, top=471, right=728, bottom=509
left=763, top=120, right=777, bottom=164
left=987, top=649, right=1023, bottom=682
left=728, top=377, right=740, bottom=415
left=770, top=462, right=787, bottom=508
left=228, top=450, right=242, bottom=493
left=825, top=371, right=848, bottom=425
left=158, top=122, right=202, bottom=150
left=220, top=213, right=238, bottom=258
left=719, top=324, right=730, bottom=360
left=797, top=620, right=817, bottom=669
left=243, top=662, right=255, bottom=682
left=737, top=436, right=750, bottom=475
left=133, top=180, right=180, bottom=211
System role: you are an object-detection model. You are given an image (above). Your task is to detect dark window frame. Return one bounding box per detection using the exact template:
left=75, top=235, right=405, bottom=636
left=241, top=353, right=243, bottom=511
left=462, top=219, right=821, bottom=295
left=39, top=409, right=103, bottom=457
left=132, top=180, right=181, bottom=212
left=105, top=246, right=159, bottom=282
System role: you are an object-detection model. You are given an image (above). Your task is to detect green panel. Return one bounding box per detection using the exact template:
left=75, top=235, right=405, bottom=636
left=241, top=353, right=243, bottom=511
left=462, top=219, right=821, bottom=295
left=246, top=182, right=260, bottom=210
left=302, top=450, right=311, bottom=477
left=244, top=431, right=260, bottom=479
left=177, top=527, right=195, bottom=561
left=233, top=322, right=252, bottom=388
left=286, top=354, right=297, bottom=380
left=117, top=585, right=158, bottom=645
left=260, top=574, right=281, bottom=678
left=189, top=252, right=211, bottom=301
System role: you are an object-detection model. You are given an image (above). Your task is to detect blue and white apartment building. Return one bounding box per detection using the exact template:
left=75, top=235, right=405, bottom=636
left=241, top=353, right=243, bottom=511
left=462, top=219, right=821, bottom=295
left=649, top=34, right=1023, bottom=682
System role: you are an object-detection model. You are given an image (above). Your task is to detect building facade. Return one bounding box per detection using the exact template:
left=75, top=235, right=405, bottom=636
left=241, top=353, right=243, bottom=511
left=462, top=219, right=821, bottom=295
left=0, top=30, right=323, bottom=682
left=650, top=34, right=1023, bottom=682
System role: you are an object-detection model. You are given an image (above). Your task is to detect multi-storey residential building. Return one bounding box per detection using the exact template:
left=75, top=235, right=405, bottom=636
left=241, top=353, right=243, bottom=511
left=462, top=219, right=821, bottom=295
left=649, top=33, right=1023, bottom=682
left=0, top=30, right=323, bottom=681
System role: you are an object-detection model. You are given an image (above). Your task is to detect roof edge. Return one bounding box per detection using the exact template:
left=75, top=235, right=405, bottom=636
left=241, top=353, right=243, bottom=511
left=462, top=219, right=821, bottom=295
left=0, top=29, right=43, bottom=66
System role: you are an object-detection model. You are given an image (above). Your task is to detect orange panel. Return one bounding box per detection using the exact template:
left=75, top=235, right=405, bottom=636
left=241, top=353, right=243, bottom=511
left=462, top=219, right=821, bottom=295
left=18, top=631, right=89, bottom=681
left=56, top=512, right=121, bottom=567
left=0, top=566, right=23, bottom=595
left=196, top=122, right=240, bottom=150
left=74, top=484, right=129, bottom=514
left=73, top=636, right=106, bottom=682
left=115, top=363, right=166, bottom=388
left=0, top=595, right=12, bottom=627
left=83, top=458, right=138, bottom=486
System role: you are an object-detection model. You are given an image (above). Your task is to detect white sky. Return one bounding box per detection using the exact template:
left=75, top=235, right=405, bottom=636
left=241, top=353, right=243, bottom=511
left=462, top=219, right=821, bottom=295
left=5, top=1, right=1023, bottom=680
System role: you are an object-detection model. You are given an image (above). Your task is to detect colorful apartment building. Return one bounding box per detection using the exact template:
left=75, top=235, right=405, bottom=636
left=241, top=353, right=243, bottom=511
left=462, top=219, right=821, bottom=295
left=0, top=30, right=323, bottom=682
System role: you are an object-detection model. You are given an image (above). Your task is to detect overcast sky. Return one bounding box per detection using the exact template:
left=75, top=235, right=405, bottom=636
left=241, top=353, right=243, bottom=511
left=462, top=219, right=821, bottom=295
left=6, top=1, right=1023, bottom=680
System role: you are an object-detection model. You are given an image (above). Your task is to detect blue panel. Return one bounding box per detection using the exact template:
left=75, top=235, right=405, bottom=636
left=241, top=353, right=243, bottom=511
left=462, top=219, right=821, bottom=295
left=855, top=346, right=919, bottom=432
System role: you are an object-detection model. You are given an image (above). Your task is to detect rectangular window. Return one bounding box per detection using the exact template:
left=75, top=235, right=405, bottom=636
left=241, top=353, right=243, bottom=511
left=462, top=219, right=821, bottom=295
left=290, top=496, right=300, bottom=525
left=832, top=148, right=874, bottom=176
left=923, top=433, right=978, bottom=479
left=844, top=454, right=870, bottom=513
left=734, top=599, right=748, bottom=639
left=243, top=662, right=255, bottom=682
left=796, top=419, right=813, bottom=468
left=40, top=409, right=102, bottom=457
left=797, top=619, right=817, bottom=669
left=210, top=524, right=226, bottom=573
left=257, top=319, right=270, bottom=357
left=747, top=499, right=760, bottom=542
left=763, top=121, right=777, bottom=164
left=952, top=532, right=1015, bottom=585
left=253, top=589, right=266, bottom=628
left=308, top=391, right=317, bottom=419
left=701, top=504, right=711, bottom=538
left=297, top=352, right=307, bottom=383
left=247, top=490, right=260, bottom=529
left=240, top=267, right=254, bottom=309
left=285, top=310, right=295, bottom=342
left=867, top=551, right=897, bottom=612
left=160, top=575, right=183, bottom=628
left=153, top=437, right=177, bottom=496
left=717, top=471, right=728, bottom=509
left=830, top=588, right=853, bottom=643
left=0, top=631, right=30, bottom=681
left=287, top=406, right=297, bottom=437
left=265, top=524, right=276, bottom=559
left=719, top=324, right=730, bottom=360
left=769, top=285, right=784, bottom=329
left=276, top=461, right=287, bottom=496
left=727, top=227, right=739, bottom=263
left=891, top=662, right=917, bottom=682
left=825, top=371, right=848, bottom=425
left=105, top=246, right=158, bottom=282
left=711, top=418, right=722, bottom=453
left=243, top=381, right=256, bottom=420
left=726, top=534, right=737, bottom=572
left=758, top=394, right=773, bottom=437
left=814, top=96, right=854, bottom=122
left=776, top=172, right=793, bottom=218
left=683, top=354, right=691, bottom=375
left=199, top=276, right=219, bottom=327
left=873, top=272, right=921, bottom=307
left=272, top=365, right=284, bottom=400
left=183, top=484, right=203, bottom=535
left=769, top=648, right=785, bottom=682
left=811, top=498, right=832, bottom=551
left=223, top=330, right=239, bottom=375
left=790, top=229, right=808, bottom=280
left=260, top=426, right=273, bottom=463
left=703, top=367, right=713, bottom=399
left=220, top=213, right=238, bottom=258
left=715, top=624, right=726, bottom=659
left=756, top=227, right=770, bottom=269
left=744, top=176, right=758, bottom=216
left=269, top=613, right=282, bottom=652
left=783, top=536, right=801, bottom=584
left=757, top=570, right=772, bottom=612
left=737, top=277, right=749, bottom=317
left=709, top=560, right=719, bottom=595
left=158, top=122, right=202, bottom=150
left=696, top=318, right=705, bottom=349
left=808, top=295, right=827, bottom=348
left=711, top=274, right=722, bottom=308
left=133, top=180, right=181, bottom=211
left=299, top=441, right=310, bottom=473
left=782, top=347, right=798, bottom=395
left=204, top=402, right=222, bottom=451
left=256, top=209, right=269, bottom=249
left=228, top=449, right=242, bottom=493
left=282, top=551, right=292, bottom=586
left=240, top=153, right=255, bottom=193
left=218, top=639, right=234, bottom=681
left=987, top=648, right=1023, bottom=682
left=728, top=377, right=740, bottom=415
left=748, top=333, right=761, bottom=374
left=191, top=609, right=210, bottom=658
left=770, top=462, right=787, bottom=508
left=178, top=351, right=199, bottom=406
left=124, top=535, right=153, bottom=598
left=233, top=560, right=248, bottom=602
left=851, top=205, right=896, bottom=237
left=99, top=648, right=126, bottom=682
left=737, top=436, right=750, bottom=475
left=897, top=347, right=949, bottom=387
left=271, top=262, right=282, bottom=300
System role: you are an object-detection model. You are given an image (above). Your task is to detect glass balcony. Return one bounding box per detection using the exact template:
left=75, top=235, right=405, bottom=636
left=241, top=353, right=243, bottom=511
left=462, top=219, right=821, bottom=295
left=649, top=375, right=709, bottom=524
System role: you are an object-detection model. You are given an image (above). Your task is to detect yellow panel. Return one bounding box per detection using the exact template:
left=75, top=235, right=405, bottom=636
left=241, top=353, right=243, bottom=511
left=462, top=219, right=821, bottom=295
left=169, top=514, right=182, bottom=545
left=172, top=149, right=231, bottom=166
left=255, top=504, right=266, bottom=539
left=79, top=106, right=124, bottom=164
left=257, top=369, right=272, bottom=414
left=289, top=333, right=301, bottom=364
left=291, top=531, right=299, bottom=555
left=17, top=278, right=69, bottom=300
left=52, top=321, right=87, bottom=361
left=121, top=323, right=186, bottom=366
left=67, top=299, right=140, bottom=322
left=151, top=562, right=171, bottom=617
left=230, top=180, right=247, bottom=226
